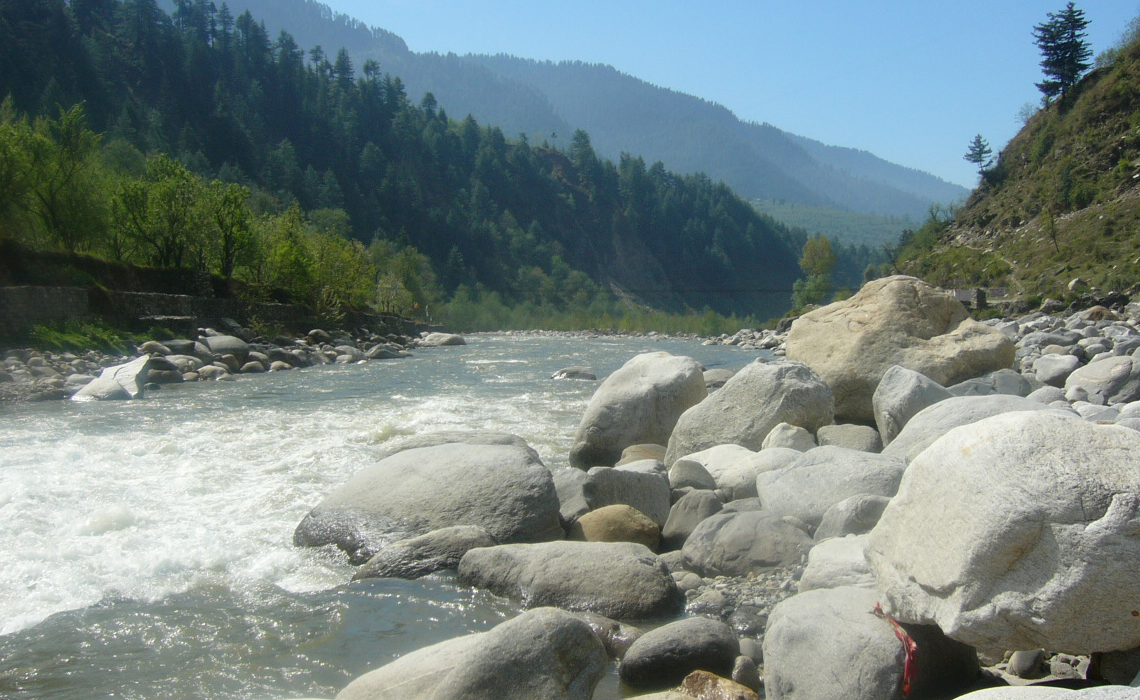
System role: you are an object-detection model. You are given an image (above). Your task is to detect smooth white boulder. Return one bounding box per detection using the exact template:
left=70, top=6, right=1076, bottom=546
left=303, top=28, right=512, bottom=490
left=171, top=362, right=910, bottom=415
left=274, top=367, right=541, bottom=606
left=71, top=356, right=151, bottom=401
left=868, top=410, right=1140, bottom=654
left=570, top=352, right=706, bottom=469
left=665, top=361, right=833, bottom=466
left=755, top=446, right=906, bottom=529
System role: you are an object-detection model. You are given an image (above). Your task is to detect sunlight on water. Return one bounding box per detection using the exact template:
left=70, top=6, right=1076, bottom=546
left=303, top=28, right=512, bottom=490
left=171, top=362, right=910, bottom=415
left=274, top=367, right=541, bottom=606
left=0, top=334, right=759, bottom=699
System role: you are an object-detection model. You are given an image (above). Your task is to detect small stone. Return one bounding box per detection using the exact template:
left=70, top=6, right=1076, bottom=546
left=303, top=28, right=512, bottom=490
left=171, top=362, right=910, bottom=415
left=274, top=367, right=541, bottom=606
left=731, top=655, right=762, bottom=692
left=1007, top=649, right=1045, bottom=678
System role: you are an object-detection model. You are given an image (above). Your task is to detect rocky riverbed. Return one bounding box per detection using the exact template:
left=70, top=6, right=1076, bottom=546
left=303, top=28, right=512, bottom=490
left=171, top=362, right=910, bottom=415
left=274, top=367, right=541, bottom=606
left=300, top=276, right=1140, bottom=700
left=0, top=323, right=471, bottom=403
left=8, top=276, right=1140, bottom=699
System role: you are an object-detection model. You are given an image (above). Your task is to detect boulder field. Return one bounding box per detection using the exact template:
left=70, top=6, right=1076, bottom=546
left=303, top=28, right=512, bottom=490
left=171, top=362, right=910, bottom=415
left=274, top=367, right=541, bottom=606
left=288, top=276, right=1140, bottom=698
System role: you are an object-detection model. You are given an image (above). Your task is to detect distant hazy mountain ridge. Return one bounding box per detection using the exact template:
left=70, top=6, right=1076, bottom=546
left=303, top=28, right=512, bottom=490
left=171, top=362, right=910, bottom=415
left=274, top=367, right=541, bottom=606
left=209, top=0, right=968, bottom=221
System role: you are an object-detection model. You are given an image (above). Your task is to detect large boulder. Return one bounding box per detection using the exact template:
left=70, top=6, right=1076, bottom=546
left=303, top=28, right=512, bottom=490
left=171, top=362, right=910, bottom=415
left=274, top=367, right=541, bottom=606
left=786, top=275, right=1015, bottom=423
left=202, top=334, right=249, bottom=363
left=665, top=362, right=834, bottom=466
left=763, top=586, right=980, bottom=700
left=872, top=365, right=953, bottom=445
left=335, top=607, right=608, bottom=700
left=681, top=511, right=813, bottom=577
left=294, top=441, right=562, bottom=563
left=71, top=356, right=151, bottom=402
left=457, top=541, right=684, bottom=619
left=881, top=394, right=1063, bottom=463
left=554, top=464, right=671, bottom=527
left=868, top=410, right=1140, bottom=654
left=570, top=352, right=706, bottom=469
left=1064, top=356, right=1140, bottom=405
left=419, top=332, right=467, bottom=347
left=754, top=446, right=906, bottom=529
left=618, top=616, right=739, bottom=689
left=352, top=526, right=495, bottom=581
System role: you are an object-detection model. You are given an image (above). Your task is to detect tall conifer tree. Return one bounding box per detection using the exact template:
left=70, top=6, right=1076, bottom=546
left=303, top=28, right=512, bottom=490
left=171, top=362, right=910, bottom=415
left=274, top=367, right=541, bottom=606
left=1033, top=2, right=1092, bottom=101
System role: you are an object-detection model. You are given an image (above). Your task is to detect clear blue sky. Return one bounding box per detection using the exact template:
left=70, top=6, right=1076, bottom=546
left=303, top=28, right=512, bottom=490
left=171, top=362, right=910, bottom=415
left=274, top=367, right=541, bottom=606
left=321, top=1, right=1137, bottom=190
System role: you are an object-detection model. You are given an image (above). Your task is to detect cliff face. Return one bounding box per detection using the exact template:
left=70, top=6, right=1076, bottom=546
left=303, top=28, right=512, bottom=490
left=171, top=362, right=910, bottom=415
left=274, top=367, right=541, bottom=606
left=945, top=34, right=1140, bottom=298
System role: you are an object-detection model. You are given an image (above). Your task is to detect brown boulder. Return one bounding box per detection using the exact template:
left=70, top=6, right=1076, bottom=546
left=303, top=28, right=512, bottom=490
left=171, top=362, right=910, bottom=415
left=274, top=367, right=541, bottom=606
left=569, top=504, right=661, bottom=551
left=786, top=275, right=1014, bottom=423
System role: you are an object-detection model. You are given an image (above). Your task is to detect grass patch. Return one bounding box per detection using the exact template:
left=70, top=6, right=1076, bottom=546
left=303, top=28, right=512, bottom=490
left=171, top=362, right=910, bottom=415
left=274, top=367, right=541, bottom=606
left=25, top=320, right=134, bottom=354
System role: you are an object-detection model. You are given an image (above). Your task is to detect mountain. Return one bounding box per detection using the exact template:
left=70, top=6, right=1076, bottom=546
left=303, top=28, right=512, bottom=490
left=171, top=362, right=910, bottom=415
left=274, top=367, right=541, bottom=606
left=1, top=0, right=809, bottom=321
left=890, top=24, right=1140, bottom=300
left=197, top=0, right=968, bottom=223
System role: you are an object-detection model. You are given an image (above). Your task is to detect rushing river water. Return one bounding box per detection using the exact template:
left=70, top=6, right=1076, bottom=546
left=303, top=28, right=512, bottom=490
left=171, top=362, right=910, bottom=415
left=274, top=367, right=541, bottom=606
left=0, top=333, right=762, bottom=700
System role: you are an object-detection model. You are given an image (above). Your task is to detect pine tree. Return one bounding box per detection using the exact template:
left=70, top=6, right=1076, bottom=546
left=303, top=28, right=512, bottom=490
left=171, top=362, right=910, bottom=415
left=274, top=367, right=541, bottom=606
left=1033, top=2, right=1092, bottom=101
left=963, top=134, right=993, bottom=176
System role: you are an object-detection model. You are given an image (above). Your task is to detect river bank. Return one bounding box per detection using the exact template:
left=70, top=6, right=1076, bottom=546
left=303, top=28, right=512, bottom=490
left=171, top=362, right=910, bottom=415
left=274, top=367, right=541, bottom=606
left=0, top=323, right=782, bottom=405
left=5, top=276, right=1140, bottom=698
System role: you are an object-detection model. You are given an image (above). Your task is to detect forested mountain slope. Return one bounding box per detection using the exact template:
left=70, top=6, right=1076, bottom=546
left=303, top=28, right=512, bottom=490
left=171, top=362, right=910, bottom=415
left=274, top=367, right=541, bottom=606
left=0, top=0, right=806, bottom=320
left=202, top=0, right=968, bottom=222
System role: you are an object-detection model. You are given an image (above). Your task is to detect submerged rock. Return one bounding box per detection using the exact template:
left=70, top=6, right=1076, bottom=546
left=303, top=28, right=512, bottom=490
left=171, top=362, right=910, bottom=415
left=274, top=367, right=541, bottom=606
left=335, top=607, right=608, bottom=700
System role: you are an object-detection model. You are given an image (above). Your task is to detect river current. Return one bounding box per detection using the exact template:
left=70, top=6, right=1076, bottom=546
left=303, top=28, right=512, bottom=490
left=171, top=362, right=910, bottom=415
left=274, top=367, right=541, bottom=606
left=0, top=333, right=760, bottom=699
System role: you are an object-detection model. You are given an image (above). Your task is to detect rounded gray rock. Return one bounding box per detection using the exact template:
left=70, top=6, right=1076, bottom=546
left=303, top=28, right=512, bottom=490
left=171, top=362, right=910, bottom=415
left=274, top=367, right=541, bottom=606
left=295, top=441, right=561, bottom=563
left=457, top=541, right=684, bottom=619
left=570, top=352, right=706, bottom=469
left=335, top=607, right=608, bottom=700
left=681, top=511, right=813, bottom=577
left=661, top=489, right=723, bottom=551
left=665, top=361, right=834, bottom=466
left=618, top=616, right=739, bottom=689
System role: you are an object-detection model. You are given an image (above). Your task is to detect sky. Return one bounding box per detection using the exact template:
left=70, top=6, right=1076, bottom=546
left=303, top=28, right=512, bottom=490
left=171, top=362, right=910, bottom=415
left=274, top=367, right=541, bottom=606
left=319, top=1, right=1138, bottom=190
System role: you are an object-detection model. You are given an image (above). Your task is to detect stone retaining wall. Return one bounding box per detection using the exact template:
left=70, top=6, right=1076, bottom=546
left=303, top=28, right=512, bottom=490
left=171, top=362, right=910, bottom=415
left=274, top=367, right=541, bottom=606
left=0, top=286, right=91, bottom=336
left=1, top=286, right=421, bottom=337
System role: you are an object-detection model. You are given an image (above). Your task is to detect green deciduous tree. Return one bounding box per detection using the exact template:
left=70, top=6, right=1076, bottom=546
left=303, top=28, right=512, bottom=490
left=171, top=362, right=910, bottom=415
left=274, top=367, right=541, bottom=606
left=1033, top=2, right=1093, bottom=101
left=112, top=153, right=209, bottom=268
left=792, top=235, right=835, bottom=308
left=22, top=104, right=108, bottom=252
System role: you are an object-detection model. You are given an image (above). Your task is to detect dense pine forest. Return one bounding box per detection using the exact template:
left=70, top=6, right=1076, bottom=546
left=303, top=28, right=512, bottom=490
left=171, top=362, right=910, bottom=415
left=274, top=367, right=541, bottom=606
left=0, top=0, right=874, bottom=329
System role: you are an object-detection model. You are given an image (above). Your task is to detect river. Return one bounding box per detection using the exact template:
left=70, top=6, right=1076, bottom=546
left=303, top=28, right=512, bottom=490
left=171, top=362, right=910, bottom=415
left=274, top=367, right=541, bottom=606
left=0, top=333, right=762, bottom=699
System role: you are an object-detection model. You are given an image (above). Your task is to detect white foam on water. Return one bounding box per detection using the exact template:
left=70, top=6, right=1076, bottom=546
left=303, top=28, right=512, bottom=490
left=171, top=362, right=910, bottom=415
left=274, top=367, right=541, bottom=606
left=0, top=335, right=755, bottom=645
left=0, top=340, right=606, bottom=637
